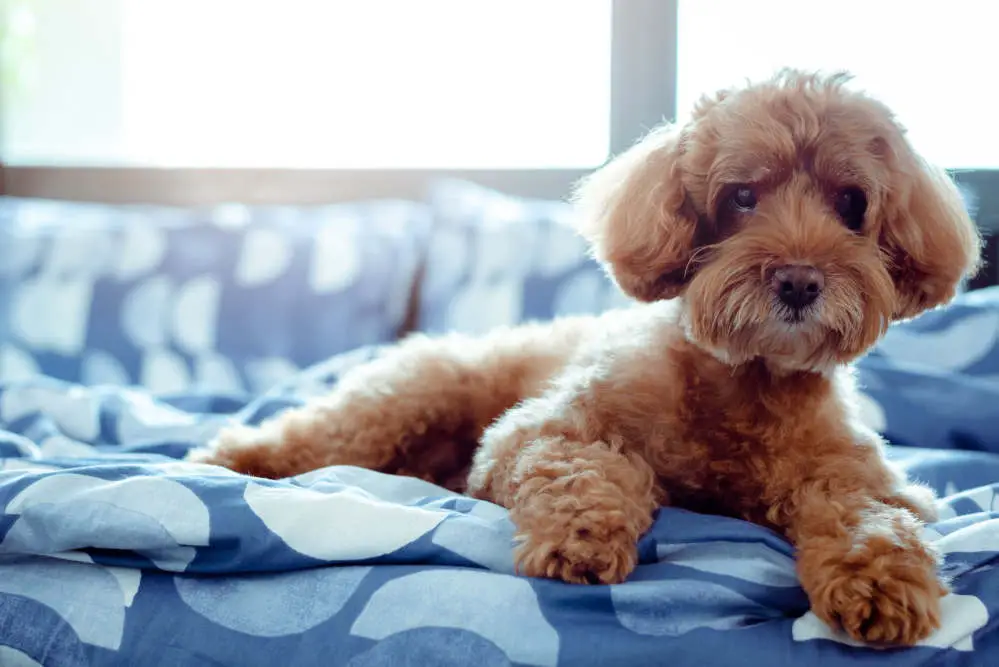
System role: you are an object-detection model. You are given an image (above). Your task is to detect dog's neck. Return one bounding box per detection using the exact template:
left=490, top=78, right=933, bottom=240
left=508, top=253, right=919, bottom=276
left=689, top=337, right=842, bottom=378
left=732, top=356, right=832, bottom=390
left=673, top=297, right=862, bottom=377
left=678, top=341, right=837, bottom=420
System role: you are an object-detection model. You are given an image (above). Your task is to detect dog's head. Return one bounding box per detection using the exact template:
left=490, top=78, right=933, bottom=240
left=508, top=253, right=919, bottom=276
left=573, top=70, right=982, bottom=372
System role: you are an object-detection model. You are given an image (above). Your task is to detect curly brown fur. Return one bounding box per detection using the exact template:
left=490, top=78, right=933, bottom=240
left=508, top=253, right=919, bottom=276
left=192, top=70, right=982, bottom=647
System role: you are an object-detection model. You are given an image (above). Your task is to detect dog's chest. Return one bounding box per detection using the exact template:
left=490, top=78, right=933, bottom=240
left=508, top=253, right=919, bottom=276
left=648, top=362, right=832, bottom=523
left=649, top=414, right=779, bottom=520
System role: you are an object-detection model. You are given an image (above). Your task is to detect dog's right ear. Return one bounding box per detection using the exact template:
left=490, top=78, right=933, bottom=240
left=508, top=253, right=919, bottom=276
left=571, top=123, right=698, bottom=302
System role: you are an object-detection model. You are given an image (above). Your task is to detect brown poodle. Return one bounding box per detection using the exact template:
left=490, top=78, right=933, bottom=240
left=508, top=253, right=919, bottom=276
left=193, top=70, right=982, bottom=646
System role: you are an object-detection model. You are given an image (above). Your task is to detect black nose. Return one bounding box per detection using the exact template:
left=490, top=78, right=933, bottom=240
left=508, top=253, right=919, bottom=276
left=773, top=265, right=824, bottom=309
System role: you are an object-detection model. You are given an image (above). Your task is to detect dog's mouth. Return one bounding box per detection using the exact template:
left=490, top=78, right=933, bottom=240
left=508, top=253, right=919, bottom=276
left=782, top=309, right=808, bottom=324
left=773, top=303, right=818, bottom=326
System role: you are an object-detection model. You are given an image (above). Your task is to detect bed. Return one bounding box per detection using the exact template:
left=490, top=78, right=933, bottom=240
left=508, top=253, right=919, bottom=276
left=1, top=182, right=998, bottom=666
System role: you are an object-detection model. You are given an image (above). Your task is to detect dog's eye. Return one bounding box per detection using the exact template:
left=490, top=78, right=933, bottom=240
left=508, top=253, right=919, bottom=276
left=730, top=186, right=757, bottom=212
left=833, top=187, right=867, bottom=231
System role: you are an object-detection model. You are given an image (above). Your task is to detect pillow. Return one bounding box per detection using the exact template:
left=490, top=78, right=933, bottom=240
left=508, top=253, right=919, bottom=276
left=0, top=197, right=431, bottom=394
left=417, top=179, right=630, bottom=335
left=869, top=285, right=999, bottom=383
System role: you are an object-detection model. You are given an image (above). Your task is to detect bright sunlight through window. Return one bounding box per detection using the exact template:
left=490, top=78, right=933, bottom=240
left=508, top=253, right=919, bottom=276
left=2, top=0, right=613, bottom=169
left=677, top=0, right=999, bottom=170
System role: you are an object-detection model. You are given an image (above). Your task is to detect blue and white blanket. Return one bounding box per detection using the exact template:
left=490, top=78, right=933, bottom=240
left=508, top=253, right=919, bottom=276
left=2, top=347, right=999, bottom=667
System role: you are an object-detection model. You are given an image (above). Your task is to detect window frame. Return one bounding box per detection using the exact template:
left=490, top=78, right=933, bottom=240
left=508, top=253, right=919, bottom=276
left=0, top=0, right=678, bottom=205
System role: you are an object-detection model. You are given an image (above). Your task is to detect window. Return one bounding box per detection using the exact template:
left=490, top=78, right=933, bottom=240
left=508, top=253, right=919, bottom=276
left=676, top=0, right=999, bottom=170
left=2, top=0, right=997, bottom=209
left=4, top=0, right=613, bottom=169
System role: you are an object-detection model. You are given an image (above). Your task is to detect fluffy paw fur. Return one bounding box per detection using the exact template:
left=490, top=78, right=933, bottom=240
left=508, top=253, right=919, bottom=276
left=800, top=521, right=945, bottom=645
left=514, top=525, right=639, bottom=585
left=491, top=438, right=659, bottom=585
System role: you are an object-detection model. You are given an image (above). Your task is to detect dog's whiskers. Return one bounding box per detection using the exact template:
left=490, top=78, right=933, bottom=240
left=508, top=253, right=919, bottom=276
left=684, top=244, right=720, bottom=280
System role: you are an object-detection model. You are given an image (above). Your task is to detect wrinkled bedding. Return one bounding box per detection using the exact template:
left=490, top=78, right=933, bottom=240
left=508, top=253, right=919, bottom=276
left=1, top=347, right=999, bottom=667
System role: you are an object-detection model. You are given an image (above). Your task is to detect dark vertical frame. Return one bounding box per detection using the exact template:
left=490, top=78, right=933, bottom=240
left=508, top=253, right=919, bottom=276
left=609, top=0, right=678, bottom=154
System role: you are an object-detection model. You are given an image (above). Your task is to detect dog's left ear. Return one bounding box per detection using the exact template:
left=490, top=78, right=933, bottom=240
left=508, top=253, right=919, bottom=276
left=880, top=145, right=982, bottom=320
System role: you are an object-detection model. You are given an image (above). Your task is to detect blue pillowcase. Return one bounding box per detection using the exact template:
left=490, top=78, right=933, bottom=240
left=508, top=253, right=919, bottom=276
left=0, top=197, right=432, bottom=394
left=417, top=179, right=630, bottom=335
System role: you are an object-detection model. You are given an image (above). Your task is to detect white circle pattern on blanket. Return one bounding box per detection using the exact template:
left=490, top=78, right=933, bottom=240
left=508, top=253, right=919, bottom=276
left=655, top=541, right=800, bottom=588
left=244, top=357, right=301, bottom=394
left=0, top=645, right=44, bottom=667
left=934, top=517, right=999, bottom=554
left=878, top=311, right=999, bottom=372
left=311, top=222, right=361, bottom=293
left=469, top=220, right=537, bottom=284
left=174, top=567, right=372, bottom=637
left=172, top=276, right=221, bottom=354
left=81, top=350, right=132, bottom=387
left=0, top=345, right=40, bottom=383
left=0, top=386, right=100, bottom=442
left=43, top=225, right=115, bottom=278
left=612, top=578, right=777, bottom=636
left=211, top=203, right=252, bottom=230
left=113, top=391, right=200, bottom=444
left=3, top=231, right=43, bottom=278
left=298, top=466, right=457, bottom=505
left=114, top=223, right=167, bottom=281
left=430, top=513, right=515, bottom=573
left=235, top=228, right=293, bottom=287
left=0, top=560, right=132, bottom=650
left=349, top=569, right=559, bottom=667
left=244, top=482, right=449, bottom=561
left=446, top=280, right=523, bottom=335
left=346, top=628, right=515, bottom=667
left=12, top=278, right=92, bottom=355
left=121, top=276, right=175, bottom=348
left=535, top=217, right=589, bottom=277
left=552, top=271, right=607, bottom=316
left=140, top=349, right=192, bottom=394
left=194, top=353, right=243, bottom=393
left=0, top=459, right=55, bottom=473
left=39, top=434, right=98, bottom=458
left=421, top=228, right=468, bottom=302
left=4, top=473, right=211, bottom=556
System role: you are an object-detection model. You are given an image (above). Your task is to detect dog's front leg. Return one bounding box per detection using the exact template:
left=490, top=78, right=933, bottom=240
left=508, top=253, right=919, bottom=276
left=781, top=455, right=946, bottom=646
left=846, top=422, right=941, bottom=524
left=467, top=394, right=661, bottom=585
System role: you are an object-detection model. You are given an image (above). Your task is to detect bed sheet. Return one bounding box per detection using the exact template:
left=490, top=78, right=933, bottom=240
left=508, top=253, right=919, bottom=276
left=1, top=350, right=998, bottom=667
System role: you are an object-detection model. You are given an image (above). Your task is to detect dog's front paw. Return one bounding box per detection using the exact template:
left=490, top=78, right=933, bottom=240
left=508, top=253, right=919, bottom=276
left=500, top=438, right=658, bottom=585
left=804, top=536, right=946, bottom=646
left=515, top=526, right=638, bottom=584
